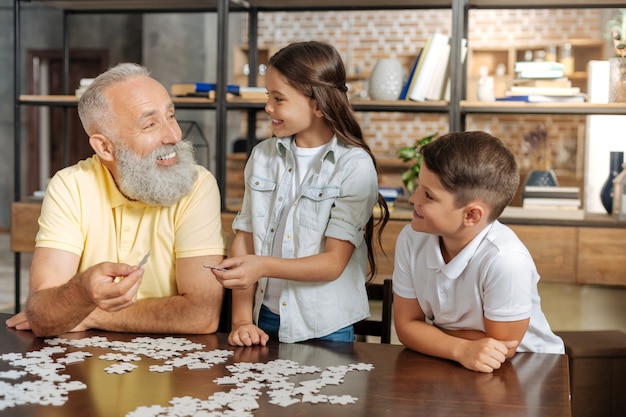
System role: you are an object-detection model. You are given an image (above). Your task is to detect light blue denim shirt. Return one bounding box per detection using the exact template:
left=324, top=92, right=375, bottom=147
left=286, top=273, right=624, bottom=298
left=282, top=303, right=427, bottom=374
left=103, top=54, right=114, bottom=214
left=232, top=135, right=379, bottom=343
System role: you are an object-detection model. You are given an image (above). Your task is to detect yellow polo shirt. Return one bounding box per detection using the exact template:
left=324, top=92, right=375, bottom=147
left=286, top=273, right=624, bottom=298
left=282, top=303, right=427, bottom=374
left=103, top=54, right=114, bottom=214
left=36, top=155, right=226, bottom=299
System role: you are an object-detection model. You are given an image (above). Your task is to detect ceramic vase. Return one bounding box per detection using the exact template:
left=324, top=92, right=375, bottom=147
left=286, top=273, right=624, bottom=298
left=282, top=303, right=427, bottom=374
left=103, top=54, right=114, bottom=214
left=609, top=58, right=626, bottom=103
left=600, top=151, right=624, bottom=214
left=524, top=170, right=559, bottom=187
left=368, top=59, right=403, bottom=101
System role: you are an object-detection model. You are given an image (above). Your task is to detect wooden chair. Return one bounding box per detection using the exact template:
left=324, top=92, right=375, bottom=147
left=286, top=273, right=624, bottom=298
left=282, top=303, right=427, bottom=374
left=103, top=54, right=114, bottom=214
left=354, top=279, right=393, bottom=344
left=218, top=288, right=232, bottom=333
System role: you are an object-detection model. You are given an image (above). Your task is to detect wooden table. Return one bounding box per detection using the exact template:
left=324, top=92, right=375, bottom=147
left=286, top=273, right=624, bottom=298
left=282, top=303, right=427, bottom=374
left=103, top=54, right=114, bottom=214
left=0, top=314, right=571, bottom=417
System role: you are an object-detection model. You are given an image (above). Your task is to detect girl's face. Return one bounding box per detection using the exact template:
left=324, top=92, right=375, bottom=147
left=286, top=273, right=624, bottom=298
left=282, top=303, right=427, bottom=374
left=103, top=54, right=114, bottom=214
left=408, top=164, right=466, bottom=236
left=264, top=67, right=320, bottom=141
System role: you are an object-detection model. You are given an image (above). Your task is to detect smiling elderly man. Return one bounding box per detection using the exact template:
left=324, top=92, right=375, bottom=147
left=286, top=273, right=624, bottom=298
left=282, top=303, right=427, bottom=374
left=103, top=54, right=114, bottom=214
left=6, top=63, right=226, bottom=337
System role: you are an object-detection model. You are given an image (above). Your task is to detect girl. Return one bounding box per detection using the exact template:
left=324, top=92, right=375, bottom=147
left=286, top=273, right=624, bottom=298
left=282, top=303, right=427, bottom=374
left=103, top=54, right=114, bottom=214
left=212, top=41, right=389, bottom=345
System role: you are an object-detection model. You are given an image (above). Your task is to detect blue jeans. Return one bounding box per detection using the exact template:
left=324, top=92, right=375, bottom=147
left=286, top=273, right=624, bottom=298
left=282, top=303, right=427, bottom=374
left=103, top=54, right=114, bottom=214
left=258, top=304, right=355, bottom=342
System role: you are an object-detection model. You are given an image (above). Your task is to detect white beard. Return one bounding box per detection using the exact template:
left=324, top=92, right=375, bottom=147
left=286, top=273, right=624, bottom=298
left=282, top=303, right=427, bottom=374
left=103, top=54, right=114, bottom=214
left=114, top=140, right=198, bottom=206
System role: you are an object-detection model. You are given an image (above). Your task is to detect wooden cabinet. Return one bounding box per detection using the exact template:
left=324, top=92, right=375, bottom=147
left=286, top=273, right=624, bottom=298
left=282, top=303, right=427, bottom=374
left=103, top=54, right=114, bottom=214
left=372, top=211, right=626, bottom=286
left=508, top=225, right=578, bottom=284
left=508, top=223, right=626, bottom=286
left=577, top=228, right=626, bottom=286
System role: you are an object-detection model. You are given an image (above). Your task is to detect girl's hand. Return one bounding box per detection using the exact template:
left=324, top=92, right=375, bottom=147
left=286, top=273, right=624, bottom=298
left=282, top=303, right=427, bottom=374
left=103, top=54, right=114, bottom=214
left=228, top=322, right=269, bottom=347
left=211, top=255, right=265, bottom=290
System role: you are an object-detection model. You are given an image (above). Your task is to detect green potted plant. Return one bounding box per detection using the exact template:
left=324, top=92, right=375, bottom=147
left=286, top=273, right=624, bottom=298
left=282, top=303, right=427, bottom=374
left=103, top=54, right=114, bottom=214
left=606, top=9, right=626, bottom=102
left=397, top=133, right=437, bottom=194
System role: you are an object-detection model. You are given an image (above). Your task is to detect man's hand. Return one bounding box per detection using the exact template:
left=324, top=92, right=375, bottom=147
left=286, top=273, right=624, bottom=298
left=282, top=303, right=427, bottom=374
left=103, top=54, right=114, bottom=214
left=5, top=311, right=31, bottom=331
left=228, top=322, right=270, bottom=347
left=78, top=262, right=144, bottom=312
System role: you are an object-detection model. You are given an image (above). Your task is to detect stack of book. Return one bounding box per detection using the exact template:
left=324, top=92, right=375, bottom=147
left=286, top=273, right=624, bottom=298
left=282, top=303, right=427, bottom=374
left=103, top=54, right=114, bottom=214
left=399, top=33, right=467, bottom=102
left=522, top=185, right=582, bottom=210
left=170, top=82, right=267, bottom=100
left=496, top=61, right=586, bottom=103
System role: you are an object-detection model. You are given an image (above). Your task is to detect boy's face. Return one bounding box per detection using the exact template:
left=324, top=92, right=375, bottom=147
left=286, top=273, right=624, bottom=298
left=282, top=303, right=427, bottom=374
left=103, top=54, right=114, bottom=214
left=408, top=164, right=466, bottom=236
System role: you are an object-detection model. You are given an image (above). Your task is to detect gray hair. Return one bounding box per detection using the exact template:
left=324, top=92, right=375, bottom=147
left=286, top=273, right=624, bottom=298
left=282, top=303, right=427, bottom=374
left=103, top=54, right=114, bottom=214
left=78, top=63, right=151, bottom=138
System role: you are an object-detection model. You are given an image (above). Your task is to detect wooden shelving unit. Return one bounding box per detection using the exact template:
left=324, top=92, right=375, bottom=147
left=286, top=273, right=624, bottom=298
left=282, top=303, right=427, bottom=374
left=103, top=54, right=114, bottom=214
left=12, top=0, right=626, bottom=312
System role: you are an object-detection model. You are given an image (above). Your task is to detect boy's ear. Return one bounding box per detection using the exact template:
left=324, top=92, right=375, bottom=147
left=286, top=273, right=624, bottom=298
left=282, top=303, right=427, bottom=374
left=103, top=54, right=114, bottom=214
left=464, top=203, right=486, bottom=226
left=89, top=134, right=115, bottom=162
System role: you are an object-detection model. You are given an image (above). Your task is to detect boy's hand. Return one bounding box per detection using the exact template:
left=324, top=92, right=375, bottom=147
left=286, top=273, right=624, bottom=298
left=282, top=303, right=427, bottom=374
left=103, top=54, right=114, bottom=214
left=458, top=338, right=518, bottom=373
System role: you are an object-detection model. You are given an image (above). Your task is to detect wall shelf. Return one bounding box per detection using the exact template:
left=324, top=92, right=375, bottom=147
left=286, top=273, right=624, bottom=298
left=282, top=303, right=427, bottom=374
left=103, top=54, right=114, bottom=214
left=12, top=0, right=626, bottom=315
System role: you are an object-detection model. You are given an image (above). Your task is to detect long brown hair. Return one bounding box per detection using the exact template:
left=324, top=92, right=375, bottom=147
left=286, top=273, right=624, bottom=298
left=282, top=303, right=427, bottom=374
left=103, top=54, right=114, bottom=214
left=268, top=41, right=390, bottom=279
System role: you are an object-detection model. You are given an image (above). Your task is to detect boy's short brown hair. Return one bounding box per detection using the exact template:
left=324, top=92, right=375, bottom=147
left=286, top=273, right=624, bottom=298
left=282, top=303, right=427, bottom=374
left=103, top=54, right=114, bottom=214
left=420, top=131, right=519, bottom=221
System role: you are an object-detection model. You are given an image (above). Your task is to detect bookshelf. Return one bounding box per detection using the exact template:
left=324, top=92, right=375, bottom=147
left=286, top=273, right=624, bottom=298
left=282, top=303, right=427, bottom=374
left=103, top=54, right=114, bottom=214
left=11, top=0, right=626, bottom=313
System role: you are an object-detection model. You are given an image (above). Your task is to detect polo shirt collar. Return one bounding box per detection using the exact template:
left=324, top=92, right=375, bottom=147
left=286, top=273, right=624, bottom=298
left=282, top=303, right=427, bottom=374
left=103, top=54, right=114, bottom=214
left=427, top=222, right=494, bottom=280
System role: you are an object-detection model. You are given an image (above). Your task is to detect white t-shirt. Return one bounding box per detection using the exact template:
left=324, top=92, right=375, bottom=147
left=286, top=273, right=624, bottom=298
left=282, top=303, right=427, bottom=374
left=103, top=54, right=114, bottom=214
left=393, top=221, right=564, bottom=354
left=264, top=141, right=328, bottom=313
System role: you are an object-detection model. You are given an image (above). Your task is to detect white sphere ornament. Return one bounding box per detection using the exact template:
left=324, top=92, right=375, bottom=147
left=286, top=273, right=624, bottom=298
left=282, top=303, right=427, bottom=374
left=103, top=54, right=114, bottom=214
left=368, top=59, right=403, bottom=101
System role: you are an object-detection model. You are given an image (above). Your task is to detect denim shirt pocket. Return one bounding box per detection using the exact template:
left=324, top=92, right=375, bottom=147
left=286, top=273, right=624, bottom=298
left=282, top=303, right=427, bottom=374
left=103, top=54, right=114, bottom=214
left=295, top=185, right=340, bottom=231
left=248, top=175, right=277, bottom=217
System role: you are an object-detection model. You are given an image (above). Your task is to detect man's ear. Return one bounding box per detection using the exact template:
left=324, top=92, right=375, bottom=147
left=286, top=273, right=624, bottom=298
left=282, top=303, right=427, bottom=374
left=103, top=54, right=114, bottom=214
left=89, top=134, right=115, bottom=161
left=464, top=203, right=486, bottom=226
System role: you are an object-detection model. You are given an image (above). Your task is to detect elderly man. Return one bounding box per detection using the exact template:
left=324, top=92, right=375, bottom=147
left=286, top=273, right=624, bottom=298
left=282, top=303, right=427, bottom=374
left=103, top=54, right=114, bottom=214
left=6, top=63, right=226, bottom=337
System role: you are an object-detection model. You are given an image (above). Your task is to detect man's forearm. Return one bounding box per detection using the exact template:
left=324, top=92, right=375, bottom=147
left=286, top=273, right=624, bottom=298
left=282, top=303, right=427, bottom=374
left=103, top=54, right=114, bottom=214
left=86, top=294, right=222, bottom=334
left=27, top=278, right=96, bottom=337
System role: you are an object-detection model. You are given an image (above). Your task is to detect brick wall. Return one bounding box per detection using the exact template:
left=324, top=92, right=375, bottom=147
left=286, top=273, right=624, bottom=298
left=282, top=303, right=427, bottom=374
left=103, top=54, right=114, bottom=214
left=240, top=8, right=604, bottom=192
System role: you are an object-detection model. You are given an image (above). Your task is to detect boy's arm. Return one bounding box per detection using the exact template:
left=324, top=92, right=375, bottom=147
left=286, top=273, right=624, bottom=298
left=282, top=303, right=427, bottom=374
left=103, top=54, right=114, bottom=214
left=394, top=294, right=515, bottom=373
left=483, top=318, right=529, bottom=358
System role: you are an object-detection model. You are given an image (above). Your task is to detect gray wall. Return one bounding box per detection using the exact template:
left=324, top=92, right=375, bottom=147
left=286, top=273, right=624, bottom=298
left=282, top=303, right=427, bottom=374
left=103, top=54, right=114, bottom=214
left=0, top=1, right=243, bottom=230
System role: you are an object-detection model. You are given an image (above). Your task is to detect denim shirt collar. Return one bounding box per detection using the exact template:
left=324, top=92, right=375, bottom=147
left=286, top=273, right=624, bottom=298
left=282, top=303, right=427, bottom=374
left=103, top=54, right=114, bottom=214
left=275, top=135, right=341, bottom=165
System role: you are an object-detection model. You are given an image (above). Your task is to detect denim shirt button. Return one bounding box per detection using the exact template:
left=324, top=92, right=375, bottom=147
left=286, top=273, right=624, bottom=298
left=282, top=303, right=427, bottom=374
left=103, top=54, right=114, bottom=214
left=270, top=228, right=275, bottom=233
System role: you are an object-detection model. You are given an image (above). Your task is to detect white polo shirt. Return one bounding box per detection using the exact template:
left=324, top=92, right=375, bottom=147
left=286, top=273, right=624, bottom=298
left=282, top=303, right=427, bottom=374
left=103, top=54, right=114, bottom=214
left=393, top=221, right=564, bottom=354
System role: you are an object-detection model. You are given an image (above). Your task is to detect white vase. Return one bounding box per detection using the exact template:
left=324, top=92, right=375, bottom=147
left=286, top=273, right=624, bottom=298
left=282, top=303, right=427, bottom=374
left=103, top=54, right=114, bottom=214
left=368, top=59, right=403, bottom=101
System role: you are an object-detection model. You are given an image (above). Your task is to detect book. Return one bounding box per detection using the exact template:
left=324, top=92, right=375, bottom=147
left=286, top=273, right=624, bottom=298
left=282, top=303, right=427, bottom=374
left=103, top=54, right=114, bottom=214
left=514, top=61, right=564, bottom=72
left=409, top=33, right=450, bottom=102
left=507, top=86, right=581, bottom=96
left=516, top=69, right=565, bottom=79
left=171, top=82, right=240, bottom=96
left=501, top=205, right=585, bottom=220
left=522, top=185, right=580, bottom=200
left=496, top=94, right=585, bottom=103
left=522, top=197, right=581, bottom=208
left=442, top=38, right=467, bottom=102
left=209, top=87, right=267, bottom=100
left=425, top=37, right=451, bottom=101
left=404, top=37, right=431, bottom=101
left=173, top=83, right=266, bottom=99
left=512, top=77, right=572, bottom=88
left=399, top=51, right=421, bottom=100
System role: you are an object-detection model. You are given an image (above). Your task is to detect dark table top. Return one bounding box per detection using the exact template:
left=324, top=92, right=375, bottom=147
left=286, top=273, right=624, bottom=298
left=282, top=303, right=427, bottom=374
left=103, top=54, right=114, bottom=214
left=0, top=314, right=571, bottom=417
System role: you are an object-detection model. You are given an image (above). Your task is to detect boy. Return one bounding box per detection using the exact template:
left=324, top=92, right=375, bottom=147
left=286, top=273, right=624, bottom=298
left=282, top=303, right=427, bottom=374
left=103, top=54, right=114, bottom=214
left=393, top=131, right=564, bottom=373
